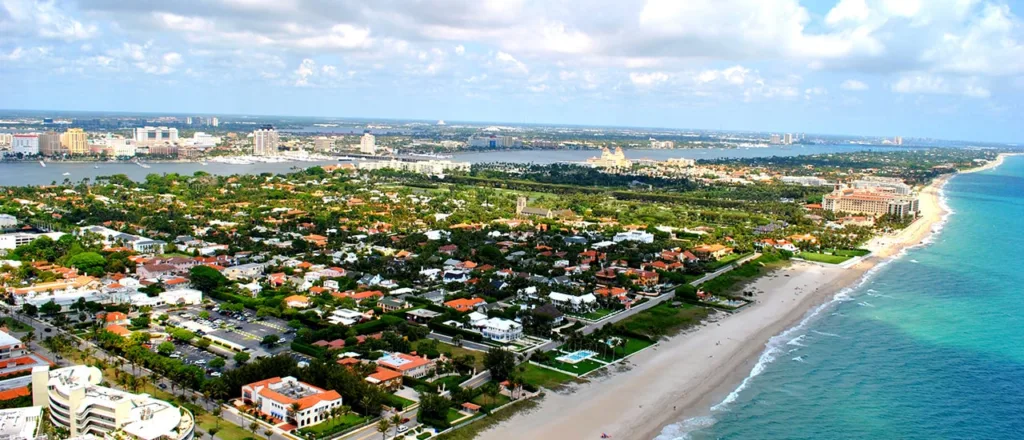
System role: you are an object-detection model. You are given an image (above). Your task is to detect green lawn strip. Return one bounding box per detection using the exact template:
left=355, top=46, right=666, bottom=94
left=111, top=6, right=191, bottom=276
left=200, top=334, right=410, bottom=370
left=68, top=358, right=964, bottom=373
left=298, top=413, right=368, bottom=436
left=445, top=408, right=466, bottom=423
left=580, top=308, right=614, bottom=320
left=698, top=254, right=788, bottom=296
left=541, top=358, right=604, bottom=375
left=0, top=317, right=32, bottom=332
left=415, top=340, right=485, bottom=369
left=198, top=413, right=254, bottom=440
left=384, top=393, right=416, bottom=410
left=798, top=252, right=852, bottom=264
left=594, top=337, right=654, bottom=362
left=429, top=375, right=469, bottom=390
left=832, top=248, right=871, bottom=257
left=705, top=252, right=745, bottom=270
left=470, top=392, right=510, bottom=410
left=515, top=363, right=574, bottom=389
left=435, top=400, right=539, bottom=440
left=619, top=302, right=711, bottom=338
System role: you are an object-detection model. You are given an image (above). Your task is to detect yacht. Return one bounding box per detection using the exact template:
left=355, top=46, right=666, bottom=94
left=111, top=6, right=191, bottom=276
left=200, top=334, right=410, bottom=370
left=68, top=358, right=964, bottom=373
left=39, top=160, right=46, bottom=167
left=62, top=172, right=71, bottom=176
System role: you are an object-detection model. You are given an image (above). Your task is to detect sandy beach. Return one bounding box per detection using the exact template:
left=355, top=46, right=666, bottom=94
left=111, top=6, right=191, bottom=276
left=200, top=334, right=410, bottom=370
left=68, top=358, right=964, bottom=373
left=479, top=171, right=959, bottom=440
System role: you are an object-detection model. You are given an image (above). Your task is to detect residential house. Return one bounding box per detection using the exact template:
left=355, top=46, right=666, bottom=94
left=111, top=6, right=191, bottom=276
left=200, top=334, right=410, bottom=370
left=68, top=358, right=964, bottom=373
left=241, top=377, right=343, bottom=429
left=376, top=352, right=435, bottom=378
left=548, top=292, right=597, bottom=313
left=444, top=298, right=485, bottom=313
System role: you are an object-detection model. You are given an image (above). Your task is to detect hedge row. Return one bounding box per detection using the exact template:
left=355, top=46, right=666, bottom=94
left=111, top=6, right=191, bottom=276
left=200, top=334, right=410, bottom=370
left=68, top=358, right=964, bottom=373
left=427, top=320, right=484, bottom=342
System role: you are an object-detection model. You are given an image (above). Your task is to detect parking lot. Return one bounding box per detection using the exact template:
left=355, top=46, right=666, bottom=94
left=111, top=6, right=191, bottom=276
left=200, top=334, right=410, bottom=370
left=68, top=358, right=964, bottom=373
left=166, top=301, right=296, bottom=360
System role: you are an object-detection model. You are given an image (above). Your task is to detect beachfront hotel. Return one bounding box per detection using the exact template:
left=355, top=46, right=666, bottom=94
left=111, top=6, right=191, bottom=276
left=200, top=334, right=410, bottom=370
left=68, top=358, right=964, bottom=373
left=822, top=186, right=919, bottom=217
left=241, top=377, right=343, bottom=429
left=32, top=365, right=195, bottom=440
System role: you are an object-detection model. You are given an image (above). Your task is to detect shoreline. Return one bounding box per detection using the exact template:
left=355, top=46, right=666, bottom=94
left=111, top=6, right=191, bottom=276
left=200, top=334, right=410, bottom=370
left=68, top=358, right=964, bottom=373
left=478, top=165, right=975, bottom=440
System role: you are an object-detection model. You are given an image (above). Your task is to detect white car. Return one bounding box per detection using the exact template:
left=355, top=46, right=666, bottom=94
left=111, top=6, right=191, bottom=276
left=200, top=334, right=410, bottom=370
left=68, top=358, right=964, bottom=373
left=398, top=426, right=409, bottom=433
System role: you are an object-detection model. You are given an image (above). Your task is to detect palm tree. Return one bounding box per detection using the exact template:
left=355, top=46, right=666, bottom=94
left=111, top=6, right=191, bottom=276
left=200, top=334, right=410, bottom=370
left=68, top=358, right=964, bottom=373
left=289, top=402, right=302, bottom=424
left=21, top=331, right=34, bottom=345
left=208, top=427, right=219, bottom=440
left=376, top=419, right=391, bottom=440
left=389, top=413, right=402, bottom=438
left=451, top=334, right=463, bottom=347
left=248, top=422, right=259, bottom=433
left=212, top=408, right=222, bottom=428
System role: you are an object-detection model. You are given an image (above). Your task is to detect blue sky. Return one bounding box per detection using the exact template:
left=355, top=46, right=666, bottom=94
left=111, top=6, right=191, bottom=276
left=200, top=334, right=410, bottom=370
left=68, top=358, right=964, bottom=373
left=2, top=0, right=1023, bottom=143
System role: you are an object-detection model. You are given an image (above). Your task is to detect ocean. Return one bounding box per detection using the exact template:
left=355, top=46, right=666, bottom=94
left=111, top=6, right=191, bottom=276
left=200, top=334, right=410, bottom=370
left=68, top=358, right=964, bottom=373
left=657, top=155, right=1024, bottom=439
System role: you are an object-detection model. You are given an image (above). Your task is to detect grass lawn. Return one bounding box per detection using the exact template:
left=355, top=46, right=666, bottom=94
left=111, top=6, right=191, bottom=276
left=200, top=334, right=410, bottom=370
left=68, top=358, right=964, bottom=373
left=298, top=413, right=368, bottom=436
left=581, top=308, right=614, bottom=320
left=445, top=408, right=466, bottom=423
left=384, top=393, right=416, bottom=410
left=429, top=375, right=469, bottom=390
left=798, top=252, right=852, bottom=264
left=0, top=317, right=32, bottom=332
left=198, top=413, right=255, bottom=440
left=705, top=252, right=746, bottom=270
left=594, top=336, right=654, bottom=362
left=471, top=391, right=511, bottom=409
left=620, top=303, right=710, bottom=338
left=516, top=363, right=574, bottom=389
left=699, top=254, right=789, bottom=296
left=415, top=340, right=485, bottom=369
left=542, top=358, right=604, bottom=375
left=833, top=248, right=871, bottom=257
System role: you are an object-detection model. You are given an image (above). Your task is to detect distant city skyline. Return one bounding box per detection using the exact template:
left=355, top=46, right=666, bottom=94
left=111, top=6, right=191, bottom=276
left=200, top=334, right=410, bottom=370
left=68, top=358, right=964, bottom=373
left=2, top=1, right=1023, bottom=143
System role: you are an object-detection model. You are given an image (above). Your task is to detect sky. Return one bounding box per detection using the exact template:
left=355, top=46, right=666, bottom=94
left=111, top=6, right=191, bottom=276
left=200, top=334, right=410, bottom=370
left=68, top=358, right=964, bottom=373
left=2, top=0, right=1024, bottom=143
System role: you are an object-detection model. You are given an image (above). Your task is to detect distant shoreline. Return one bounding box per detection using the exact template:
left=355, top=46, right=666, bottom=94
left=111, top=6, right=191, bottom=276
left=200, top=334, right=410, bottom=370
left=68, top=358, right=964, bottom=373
left=477, top=161, right=985, bottom=440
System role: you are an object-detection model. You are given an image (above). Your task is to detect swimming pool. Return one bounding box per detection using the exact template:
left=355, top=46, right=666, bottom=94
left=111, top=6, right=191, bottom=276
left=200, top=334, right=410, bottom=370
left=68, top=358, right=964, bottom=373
left=555, top=350, right=598, bottom=364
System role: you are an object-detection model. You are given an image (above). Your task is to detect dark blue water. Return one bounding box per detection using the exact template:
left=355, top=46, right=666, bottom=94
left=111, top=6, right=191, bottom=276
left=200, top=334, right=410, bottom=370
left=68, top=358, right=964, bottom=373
left=658, top=155, right=1024, bottom=439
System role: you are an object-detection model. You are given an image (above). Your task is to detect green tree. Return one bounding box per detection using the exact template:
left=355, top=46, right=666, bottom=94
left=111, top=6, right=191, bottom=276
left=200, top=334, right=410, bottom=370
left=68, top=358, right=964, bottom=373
left=233, top=351, right=250, bottom=364
left=39, top=300, right=62, bottom=316
left=675, top=284, right=699, bottom=302
left=21, top=303, right=38, bottom=317
left=208, top=357, right=226, bottom=369
left=67, top=252, right=107, bottom=276
left=189, top=265, right=228, bottom=294
left=157, top=341, right=176, bottom=356
left=261, top=334, right=280, bottom=346
left=484, top=347, right=517, bottom=382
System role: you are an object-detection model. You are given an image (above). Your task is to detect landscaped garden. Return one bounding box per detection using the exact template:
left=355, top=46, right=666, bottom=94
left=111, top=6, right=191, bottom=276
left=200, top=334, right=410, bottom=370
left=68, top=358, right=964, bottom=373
left=798, top=252, right=853, bottom=264
left=580, top=308, right=615, bottom=320
left=539, top=357, right=604, bottom=376
left=620, top=302, right=711, bottom=338
left=594, top=336, right=654, bottom=362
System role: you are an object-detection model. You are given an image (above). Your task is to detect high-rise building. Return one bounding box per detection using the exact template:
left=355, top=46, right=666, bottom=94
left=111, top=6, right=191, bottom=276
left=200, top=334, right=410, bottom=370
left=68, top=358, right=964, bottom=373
left=211, top=117, right=219, bottom=127
left=39, top=132, right=63, bottom=156
left=314, top=137, right=335, bottom=152
left=134, top=126, right=179, bottom=144
left=784, top=133, right=793, bottom=145
left=33, top=365, right=195, bottom=440
left=0, top=133, right=11, bottom=146
left=60, top=128, right=88, bottom=155
left=253, top=125, right=279, bottom=156
left=185, top=117, right=193, bottom=125
left=769, top=134, right=782, bottom=144
left=11, top=134, right=39, bottom=156
left=894, top=136, right=903, bottom=145
left=360, top=132, right=376, bottom=155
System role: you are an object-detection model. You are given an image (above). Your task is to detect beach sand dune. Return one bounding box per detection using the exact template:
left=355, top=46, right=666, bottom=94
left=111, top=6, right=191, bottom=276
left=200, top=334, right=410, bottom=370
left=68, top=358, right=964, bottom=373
left=479, top=170, right=957, bottom=440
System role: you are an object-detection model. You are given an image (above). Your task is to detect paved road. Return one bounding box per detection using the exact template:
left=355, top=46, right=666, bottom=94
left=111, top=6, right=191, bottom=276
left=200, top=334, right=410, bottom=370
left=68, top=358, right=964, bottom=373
left=426, top=332, right=491, bottom=352
left=339, top=407, right=419, bottom=440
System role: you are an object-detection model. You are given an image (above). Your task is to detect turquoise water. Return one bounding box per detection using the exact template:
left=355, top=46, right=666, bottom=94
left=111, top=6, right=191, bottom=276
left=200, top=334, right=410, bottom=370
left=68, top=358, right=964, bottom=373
left=658, top=155, right=1024, bottom=440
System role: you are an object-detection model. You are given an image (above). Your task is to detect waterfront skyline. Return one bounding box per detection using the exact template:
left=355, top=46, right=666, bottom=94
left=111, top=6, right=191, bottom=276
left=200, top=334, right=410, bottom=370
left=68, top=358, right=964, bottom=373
left=2, top=0, right=1024, bottom=142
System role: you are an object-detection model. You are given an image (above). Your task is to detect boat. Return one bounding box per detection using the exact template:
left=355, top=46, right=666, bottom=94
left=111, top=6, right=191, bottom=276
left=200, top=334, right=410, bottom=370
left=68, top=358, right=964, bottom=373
left=135, top=161, right=151, bottom=169
left=94, top=165, right=99, bottom=169
left=39, top=161, right=46, bottom=167
left=62, top=172, right=70, bottom=176
left=200, top=161, right=208, bottom=166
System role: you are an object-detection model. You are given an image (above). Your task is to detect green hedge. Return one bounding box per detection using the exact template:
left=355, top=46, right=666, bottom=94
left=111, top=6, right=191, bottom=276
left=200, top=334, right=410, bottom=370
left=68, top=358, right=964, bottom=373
left=427, top=321, right=484, bottom=342
left=290, top=341, right=327, bottom=358
left=352, top=315, right=405, bottom=335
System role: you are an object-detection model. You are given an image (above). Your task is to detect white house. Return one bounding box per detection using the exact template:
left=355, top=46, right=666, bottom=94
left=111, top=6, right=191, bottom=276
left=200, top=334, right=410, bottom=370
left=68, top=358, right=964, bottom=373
left=612, top=230, right=655, bottom=244
left=549, top=292, right=598, bottom=313
left=474, top=317, right=523, bottom=342
left=242, top=377, right=343, bottom=429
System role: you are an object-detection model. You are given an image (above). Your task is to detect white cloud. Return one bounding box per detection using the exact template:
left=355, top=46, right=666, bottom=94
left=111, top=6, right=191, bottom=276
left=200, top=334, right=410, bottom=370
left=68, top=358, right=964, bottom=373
left=2, top=0, right=98, bottom=41
left=495, top=51, right=528, bottom=74
left=629, top=71, right=669, bottom=87
left=840, top=79, right=870, bottom=91
left=891, top=73, right=990, bottom=98
left=454, top=44, right=465, bottom=55
left=294, top=58, right=317, bottom=86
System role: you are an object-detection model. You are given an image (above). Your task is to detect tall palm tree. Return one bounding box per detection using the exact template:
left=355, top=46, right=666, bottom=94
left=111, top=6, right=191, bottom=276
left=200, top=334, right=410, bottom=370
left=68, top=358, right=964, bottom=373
left=389, top=413, right=402, bottom=438
left=376, top=419, right=391, bottom=440
left=289, top=402, right=302, bottom=424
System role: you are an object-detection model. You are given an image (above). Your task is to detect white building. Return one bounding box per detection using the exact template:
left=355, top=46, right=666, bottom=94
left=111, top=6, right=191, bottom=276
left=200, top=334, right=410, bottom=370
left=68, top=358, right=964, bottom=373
left=851, top=177, right=912, bottom=195
left=134, top=126, right=179, bottom=144
left=360, top=133, right=376, bottom=155
left=11, top=134, right=39, bottom=156
left=242, top=377, right=343, bottom=429
left=549, top=292, right=598, bottom=313
left=780, top=176, right=830, bottom=186
left=222, top=263, right=265, bottom=280
left=328, top=309, right=364, bottom=326
left=357, top=159, right=470, bottom=176
left=472, top=316, right=523, bottom=342
left=0, top=133, right=11, bottom=146
left=784, top=133, right=793, bottom=145
left=0, top=214, right=18, bottom=229
left=253, top=125, right=279, bottom=156
left=612, top=230, right=655, bottom=244
left=33, top=365, right=195, bottom=440
left=189, top=132, right=221, bottom=148
left=0, top=231, right=65, bottom=250
left=78, top=226, right=165, bottom=253
left=102, top=135, right=136, bottom=157
left=0, top=406, right=44, bottom=440
left=211, top=117, right=219, bottom=127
